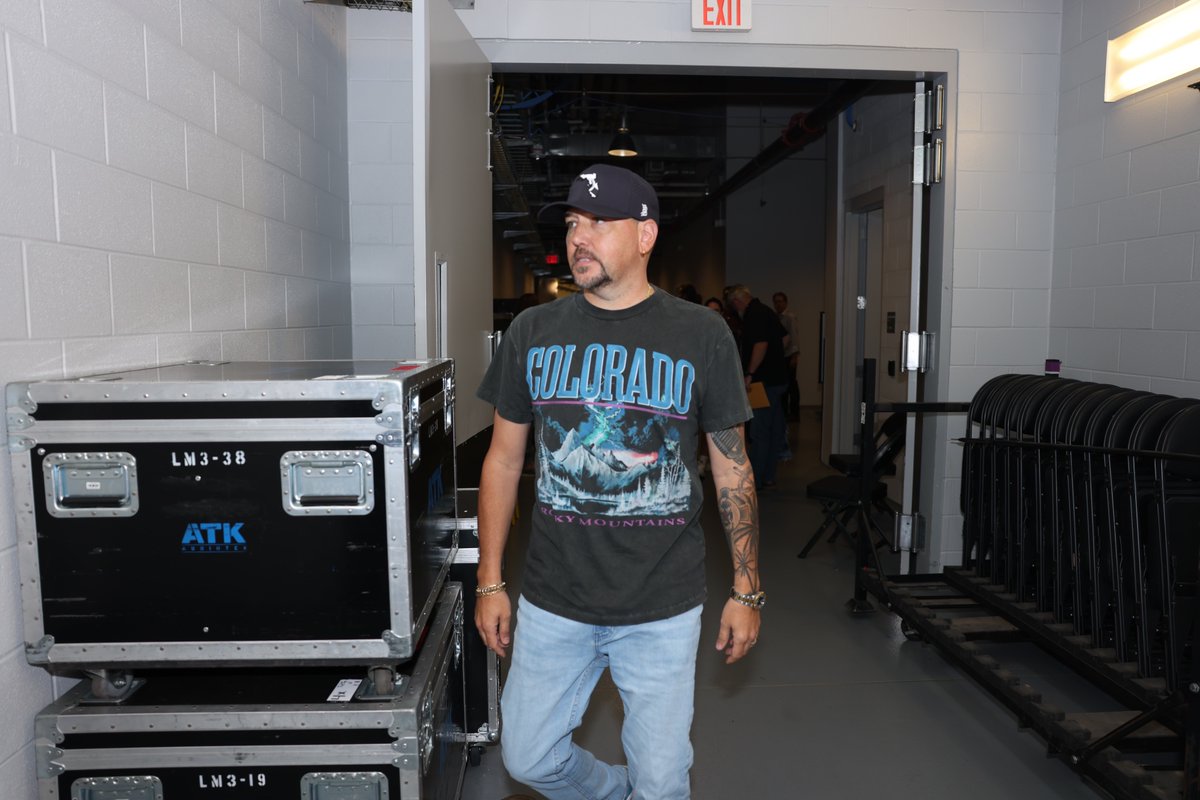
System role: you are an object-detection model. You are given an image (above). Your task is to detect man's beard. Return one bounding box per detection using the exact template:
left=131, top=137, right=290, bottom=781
left=571, top=250, right=612, bottom=290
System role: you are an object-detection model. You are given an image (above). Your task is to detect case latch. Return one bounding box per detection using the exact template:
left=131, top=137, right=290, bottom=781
left=42, top=452, right=138, bottom=518
left=280, top=450, right=375, bottom=516
left=70, top=776, right=163, bottom=800
left=442, top=373, right=455, bottom=433
left=300, top=772, right=389, bottom=800
left=406, top=391, right=422, bottom=467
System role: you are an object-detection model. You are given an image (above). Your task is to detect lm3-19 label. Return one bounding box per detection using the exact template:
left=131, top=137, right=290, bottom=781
left=198, top=772, right=267, bottom=789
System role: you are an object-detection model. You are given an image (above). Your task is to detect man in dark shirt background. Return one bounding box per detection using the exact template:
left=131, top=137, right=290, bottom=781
left=725, top=285, right=789, bottom=490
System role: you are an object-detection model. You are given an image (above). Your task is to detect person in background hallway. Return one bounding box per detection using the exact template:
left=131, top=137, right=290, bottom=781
left=725, top=285, right=789, bottom=491
left=516, top=292, right=538, bottom=315
left=773, top=292, right=801, bottom=421
left=476, top=164, right=764, bottom=800
left=773, top=291, right=801, bottom=461
left=711, top=293, right=742, bottom=348
left=676, top=283, right=703, bottom=304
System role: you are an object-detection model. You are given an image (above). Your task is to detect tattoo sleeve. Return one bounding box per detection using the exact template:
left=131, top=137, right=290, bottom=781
left=710, top=425, right=760, bottom=591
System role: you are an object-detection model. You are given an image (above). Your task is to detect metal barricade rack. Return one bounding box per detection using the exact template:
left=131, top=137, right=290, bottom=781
left=838, top=363, right=1200, bottom=800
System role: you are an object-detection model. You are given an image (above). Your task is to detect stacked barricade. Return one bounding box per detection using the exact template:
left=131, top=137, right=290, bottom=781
left=960, top=375, right=1200, bottom=698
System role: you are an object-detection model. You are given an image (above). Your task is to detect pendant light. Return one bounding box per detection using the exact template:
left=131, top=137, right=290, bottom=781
left=607, top=111, right=638, bottom=157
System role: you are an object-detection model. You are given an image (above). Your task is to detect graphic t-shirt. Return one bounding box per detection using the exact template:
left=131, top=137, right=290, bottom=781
left=477, top=289, right=751, bottom=625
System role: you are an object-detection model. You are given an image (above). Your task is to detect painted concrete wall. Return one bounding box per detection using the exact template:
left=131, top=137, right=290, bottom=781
left=1050, top=0, right=1200, bottom=396
left=347, top=11, right=417, bottom=359
left=0, top=2, right=349, bottom=793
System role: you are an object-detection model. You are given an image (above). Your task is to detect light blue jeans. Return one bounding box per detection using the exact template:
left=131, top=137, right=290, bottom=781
left=501, top=597, right=704, bottom=800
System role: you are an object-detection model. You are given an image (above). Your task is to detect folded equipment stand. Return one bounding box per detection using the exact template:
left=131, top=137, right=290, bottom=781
left=847, top=370, right=1200, bottom=800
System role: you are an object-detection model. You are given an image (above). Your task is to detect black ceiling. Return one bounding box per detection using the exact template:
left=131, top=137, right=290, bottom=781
left=490, top=72, right=910, bottom=273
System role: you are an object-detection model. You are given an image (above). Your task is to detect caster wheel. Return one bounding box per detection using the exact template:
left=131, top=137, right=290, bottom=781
left=468, top=744, right=484, bottom=767
left=368, top=665, right=396, bottom=696
left=900, top=619, right=923, bottom=642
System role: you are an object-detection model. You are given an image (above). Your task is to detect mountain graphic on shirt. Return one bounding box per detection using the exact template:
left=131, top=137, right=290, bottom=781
left=537, top=426, right=690, bottom=516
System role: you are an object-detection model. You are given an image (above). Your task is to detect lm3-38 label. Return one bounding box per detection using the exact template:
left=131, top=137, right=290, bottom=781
left=170, top=450, right=247, bottom=467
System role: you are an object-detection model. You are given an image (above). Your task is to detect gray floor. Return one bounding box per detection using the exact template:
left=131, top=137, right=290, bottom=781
left=461, top=411, right=1105, bottom=800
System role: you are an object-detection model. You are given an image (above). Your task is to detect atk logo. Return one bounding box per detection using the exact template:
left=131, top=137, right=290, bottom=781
left=580, top=172, right=599, bottom=197
left=427, top=465, right=444, bottom=512
left=181, top=522, right=247, bottom=554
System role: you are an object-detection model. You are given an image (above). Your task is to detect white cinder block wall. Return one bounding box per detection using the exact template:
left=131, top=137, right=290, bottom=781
left=458, top=0, right=1064, bottom=571
left=1051, top=0, right=1200, bottom=395
left=347, top=10, right=417, bottom=359
left=0, top=2, right=349, bottom=794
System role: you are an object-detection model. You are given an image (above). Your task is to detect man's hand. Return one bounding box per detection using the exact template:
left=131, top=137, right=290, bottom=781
left=715, top=599, right=761, bottom=664
left=475, top=591, right=513, bottom=658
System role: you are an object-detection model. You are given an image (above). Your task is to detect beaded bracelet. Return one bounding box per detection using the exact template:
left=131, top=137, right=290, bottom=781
left=475, top=581, right=507, bottom=597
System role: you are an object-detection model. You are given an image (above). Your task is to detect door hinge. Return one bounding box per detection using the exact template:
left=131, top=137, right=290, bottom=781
left=913, top=90, right=927, bottom=134
left=913, top=144, right=927, bottom=185
left=912, top=84, right=945, bottom=185
left=900, top=330, right=935, bottom=374
left=895, top=513, right=925, bottom=553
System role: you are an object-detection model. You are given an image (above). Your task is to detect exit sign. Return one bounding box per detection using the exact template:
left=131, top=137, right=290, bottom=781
left=692, top=0, right=750, bottom=30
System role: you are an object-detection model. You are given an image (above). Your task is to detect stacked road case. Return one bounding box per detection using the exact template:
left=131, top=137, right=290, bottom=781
left=7, top=360, right=477, bottom=799
left=35, top=584, right=466, bottom=800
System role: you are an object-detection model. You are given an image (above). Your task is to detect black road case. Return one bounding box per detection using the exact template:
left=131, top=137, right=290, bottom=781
left=7, top=360, right=457, bottom=675
left=34, top=584, right=467, bottom=800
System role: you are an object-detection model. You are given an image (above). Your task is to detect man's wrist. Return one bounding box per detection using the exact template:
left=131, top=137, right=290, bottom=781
left=733, top=576, right=759, bottom=593
left=476, top=568, right=503, bottom=586
left=476, top=581, right=507, bottom=597
left=730, top=587, right=766, bottom=609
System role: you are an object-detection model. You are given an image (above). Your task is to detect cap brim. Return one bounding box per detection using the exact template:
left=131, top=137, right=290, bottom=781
left=536, top=198, right=640, bottom=224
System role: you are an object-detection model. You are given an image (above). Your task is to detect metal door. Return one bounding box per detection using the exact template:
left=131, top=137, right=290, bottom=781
left=837, top=204, right=883, bottom=454
left=896, top=75, right=948, bottom=573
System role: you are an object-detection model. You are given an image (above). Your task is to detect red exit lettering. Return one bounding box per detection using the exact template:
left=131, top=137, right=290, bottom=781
left=702, top=0, right=742, bottom=26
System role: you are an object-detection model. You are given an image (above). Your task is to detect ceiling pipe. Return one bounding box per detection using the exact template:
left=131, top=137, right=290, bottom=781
left=668, top=80, right=878, bottom=233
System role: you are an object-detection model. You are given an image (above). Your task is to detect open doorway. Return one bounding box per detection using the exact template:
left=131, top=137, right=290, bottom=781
left=417, top=25, right=956, bottom=567
left=486, top=71, right=911, bottom=429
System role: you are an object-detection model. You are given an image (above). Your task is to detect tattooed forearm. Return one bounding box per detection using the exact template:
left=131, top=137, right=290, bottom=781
left=713, top=428, right=760, bottom=591
left=710, top=426, right=748, bottom=464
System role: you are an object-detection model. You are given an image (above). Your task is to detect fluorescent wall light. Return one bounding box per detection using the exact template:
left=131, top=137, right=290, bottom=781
left=1105, top=0, right=1200, bottom=101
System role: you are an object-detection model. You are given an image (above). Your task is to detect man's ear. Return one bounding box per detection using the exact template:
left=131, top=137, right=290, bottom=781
left=638, top=219, right=659, bottom=255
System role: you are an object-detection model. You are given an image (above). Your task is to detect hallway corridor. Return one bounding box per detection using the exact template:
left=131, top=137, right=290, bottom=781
left=462, top=411, right=1103, bottom=800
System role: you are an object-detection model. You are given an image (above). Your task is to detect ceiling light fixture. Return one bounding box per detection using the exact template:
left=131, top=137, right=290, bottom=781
left=1105, top=0, right=1200, bottom=101
left=607, top=112, right=638, bottom=157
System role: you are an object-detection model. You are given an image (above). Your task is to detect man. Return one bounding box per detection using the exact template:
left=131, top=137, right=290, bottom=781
left=773, top=291, right=801, bottom=451
left=475, top=164, right=763, bottom=800
left=725, top=285, right=789, bottom=490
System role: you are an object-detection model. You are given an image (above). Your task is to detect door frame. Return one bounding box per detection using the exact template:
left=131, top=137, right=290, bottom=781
left=473, top=39, right=957, bottom=571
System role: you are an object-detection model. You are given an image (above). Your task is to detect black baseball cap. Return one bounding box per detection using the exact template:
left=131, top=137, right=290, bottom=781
left=537, top=164, right=660, bottom=224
